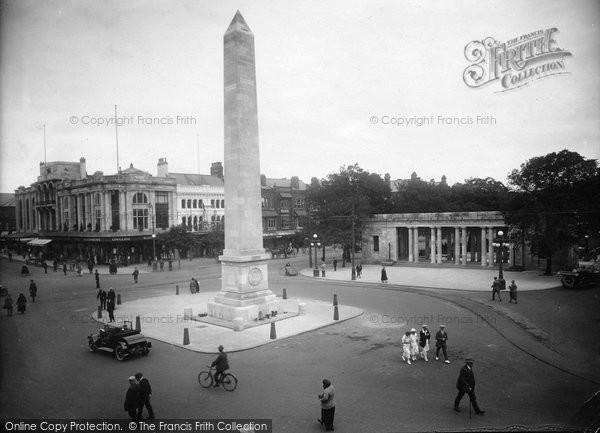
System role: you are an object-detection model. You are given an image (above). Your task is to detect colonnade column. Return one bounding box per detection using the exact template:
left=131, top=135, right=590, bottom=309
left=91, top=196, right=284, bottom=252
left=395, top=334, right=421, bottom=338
left=454, top=227, right=460, bottom=265
left=481, top=227, right=487, bottom=266
left=436, top=227, right=442, bottom=264
left=488, top=227, right=494, bottom=266
left=408, top=226, right=414, bottom=262
left=413, top=227, right=419, bottom=263
left=461, top=227, right=467, bottom=265
left=430, top=227, right=436, bottom=264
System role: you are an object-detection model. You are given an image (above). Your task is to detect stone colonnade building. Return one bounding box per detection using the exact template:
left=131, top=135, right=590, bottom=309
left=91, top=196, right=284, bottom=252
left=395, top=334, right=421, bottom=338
left=362, top=211, right=514, bottom=266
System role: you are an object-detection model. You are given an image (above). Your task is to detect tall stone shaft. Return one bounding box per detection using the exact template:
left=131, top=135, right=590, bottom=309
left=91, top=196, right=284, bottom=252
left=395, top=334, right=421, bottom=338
left=208, top=11, right=276, bottom=326
left=223, top=10, right=263, bottom=255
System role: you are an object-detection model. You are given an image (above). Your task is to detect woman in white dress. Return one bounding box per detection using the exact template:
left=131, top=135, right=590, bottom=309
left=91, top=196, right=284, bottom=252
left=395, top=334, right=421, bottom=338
left=401, top=331, right=412, bottom=364
left=409, top=328, right=419, bottom=361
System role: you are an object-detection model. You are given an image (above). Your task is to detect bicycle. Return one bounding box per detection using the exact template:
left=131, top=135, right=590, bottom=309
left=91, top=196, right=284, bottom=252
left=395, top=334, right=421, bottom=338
left=198, top=366, right=238, bottom=391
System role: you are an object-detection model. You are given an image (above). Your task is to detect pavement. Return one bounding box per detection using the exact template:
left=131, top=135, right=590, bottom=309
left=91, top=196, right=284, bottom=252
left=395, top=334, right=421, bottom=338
left=300, top=263, right=560, bottom=291
left=92, top=292, right=363, bottom=353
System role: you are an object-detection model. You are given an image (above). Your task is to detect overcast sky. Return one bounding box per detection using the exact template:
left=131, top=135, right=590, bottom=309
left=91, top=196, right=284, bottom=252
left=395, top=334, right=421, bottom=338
left=1, top=0, right=598, bottom=192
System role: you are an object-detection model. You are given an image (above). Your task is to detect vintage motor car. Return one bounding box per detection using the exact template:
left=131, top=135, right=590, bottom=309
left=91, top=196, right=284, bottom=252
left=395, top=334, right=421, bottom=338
left=88, top=320, right=151, bottom=361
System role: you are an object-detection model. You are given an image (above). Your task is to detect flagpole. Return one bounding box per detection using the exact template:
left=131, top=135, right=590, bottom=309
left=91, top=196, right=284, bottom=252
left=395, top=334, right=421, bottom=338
left=115, top=105, right=120, bottom=173
left=43, top=124, right=47, bottom=165
left=197, top=133, right=200, bottom=174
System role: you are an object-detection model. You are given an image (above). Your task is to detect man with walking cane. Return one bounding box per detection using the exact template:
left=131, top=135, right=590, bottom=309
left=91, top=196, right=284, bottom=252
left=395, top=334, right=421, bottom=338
left=454, top=358, right=485, bottom=416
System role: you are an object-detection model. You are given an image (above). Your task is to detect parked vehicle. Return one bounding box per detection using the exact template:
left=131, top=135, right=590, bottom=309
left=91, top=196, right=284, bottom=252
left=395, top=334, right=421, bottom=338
left=558, top=259, right=600, bottom=289
left=88, top=321, right=151, bottom=361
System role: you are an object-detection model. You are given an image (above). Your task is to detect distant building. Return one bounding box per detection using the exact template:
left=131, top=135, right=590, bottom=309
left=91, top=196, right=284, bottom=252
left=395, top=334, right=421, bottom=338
left=389, top=172, right=447, bottom=192
left=11, top=157, right=308, bottom=261
left=0, top=193, right=16, bottom=234
left=261, top=175, right=308, bottom=251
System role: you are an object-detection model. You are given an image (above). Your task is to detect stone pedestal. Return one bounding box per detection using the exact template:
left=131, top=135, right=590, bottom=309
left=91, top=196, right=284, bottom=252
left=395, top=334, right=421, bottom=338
left=207, top=252, right=277, bottom=323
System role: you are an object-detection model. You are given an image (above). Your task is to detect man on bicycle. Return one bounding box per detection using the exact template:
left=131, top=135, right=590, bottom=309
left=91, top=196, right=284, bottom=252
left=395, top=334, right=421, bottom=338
left=211, top=345, right=229, bottom=387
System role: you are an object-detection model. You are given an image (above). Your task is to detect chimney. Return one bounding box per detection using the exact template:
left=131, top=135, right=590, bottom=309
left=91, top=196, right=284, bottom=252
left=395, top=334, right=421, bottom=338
left=79, top=157, right=87, bottom=179
left=157, top=157, right=168, bottom=177
left=291, top=176, right=299, bottom=190
left=210, top=162, right=223, bottom=179
left=260, top=174, right=266, bottom=186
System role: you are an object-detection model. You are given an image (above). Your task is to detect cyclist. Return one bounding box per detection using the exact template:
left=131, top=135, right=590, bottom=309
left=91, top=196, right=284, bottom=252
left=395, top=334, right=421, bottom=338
left=211, top=345, right=229, bottom=387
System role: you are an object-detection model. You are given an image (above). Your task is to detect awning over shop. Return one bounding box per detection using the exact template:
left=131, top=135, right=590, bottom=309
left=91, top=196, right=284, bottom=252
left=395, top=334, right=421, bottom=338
left=279, top=192, right=292, bottom=198
left=28, top=238, right=53, bottom=246
left=19, top=238, right=36, bottom=243
left=262, top=210, right=278, bottom=217
left=295, top=210, right=308, bottom=216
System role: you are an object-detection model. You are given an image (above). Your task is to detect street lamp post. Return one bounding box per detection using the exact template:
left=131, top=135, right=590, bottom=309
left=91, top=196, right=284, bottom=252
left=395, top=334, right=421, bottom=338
left=311, top=233, right=320, bottom=277
left=492, top=230, right=507, bottom=290
left=148, top=204, right=157, bottom=271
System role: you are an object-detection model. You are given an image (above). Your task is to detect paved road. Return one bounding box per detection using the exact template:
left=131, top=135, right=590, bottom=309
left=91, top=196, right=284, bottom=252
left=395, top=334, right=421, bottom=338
left=0, top=254, right=597, bottom=432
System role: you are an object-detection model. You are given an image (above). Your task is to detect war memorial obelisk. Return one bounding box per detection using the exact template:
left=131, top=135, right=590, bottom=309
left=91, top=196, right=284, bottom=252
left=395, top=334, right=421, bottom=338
left=207, top=11, right=277, bottom=327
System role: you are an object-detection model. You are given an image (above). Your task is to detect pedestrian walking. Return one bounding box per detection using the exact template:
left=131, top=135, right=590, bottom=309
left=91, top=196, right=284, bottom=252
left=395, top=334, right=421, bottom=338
left=135, top=372, right=154, bottom=420
left=381, top=265, right=388, bottom=283
left=53, top=257, right=58, bottom=272
left=435, top=324, right=451, bottom=364
left=3, top=294, right=13, bottom=316
left=42, top=261, right=48, bottom=273
left=356, top=263, right=362, bottom=278
left=124, top=376, right=142, bottom=421
left=132, top=267, right=139, bottom=284
left=97, top=289, right=107, bottom=310
left=168, top=259, right=173, bottom=271
left=320, top=261, right=326, bottom=277
left=409, top=328, right=419, bottom=361
left=190, top=278, right=199, bottom=294
left=508, top=280, right=518, bottom=304
left=159, top=259, right=164, bottom=272
left=491, top=277, right=502, bottom=301
left=419, top=324, right=431, bottom=361
left=16, top=293, right=27, bottom=314
left=87, top=259, right=94, bottom=274
left=332, top=258, right=337, bottom=271
left=317, top=379, right=336, bottom=432
left=94, top=269, right=100, bottom=289
left=401, top=331, right=412, bottom=364
left=454, top=358, right=485, bottom=415
left=29, top=280, right=37, bottom=303
left=62, top=262, right=67, bottom=276
left=107, top=288, right=116, bottom=322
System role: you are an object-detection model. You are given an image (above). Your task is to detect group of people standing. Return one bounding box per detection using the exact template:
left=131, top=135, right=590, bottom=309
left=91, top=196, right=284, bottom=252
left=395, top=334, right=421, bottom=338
left=2, top=279, right=38, bottom=316
left=96, top=288, right=117, bottom=322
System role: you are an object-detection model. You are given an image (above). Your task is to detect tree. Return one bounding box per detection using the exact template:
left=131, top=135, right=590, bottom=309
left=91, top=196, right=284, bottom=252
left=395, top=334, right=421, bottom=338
left=505, top=150, right=599, bottom=274
left=158, top=225, right=201, bottom=258
left=307, top=164, right=391, bottom=262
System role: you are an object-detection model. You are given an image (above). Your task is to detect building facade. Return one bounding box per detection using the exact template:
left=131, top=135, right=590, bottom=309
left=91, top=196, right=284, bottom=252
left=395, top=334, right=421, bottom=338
left=362, top=211, right=516, bottom=266
left=12, top=157, right=309, bottom=261
left=13, top=158, right=177, bottom=263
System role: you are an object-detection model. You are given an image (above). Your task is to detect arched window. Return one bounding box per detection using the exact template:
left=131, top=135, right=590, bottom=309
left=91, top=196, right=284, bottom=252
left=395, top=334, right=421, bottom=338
left=181, top=217, right=186, bottom=226
left=193, top=199, right=197, bottom=208
left=187, top=199, right=191, bottom=208
left=221, top=199, right=225, bottom=208
left=181, top=199, right=186, bottom=208
left=133, top=192, right=148, bottom=204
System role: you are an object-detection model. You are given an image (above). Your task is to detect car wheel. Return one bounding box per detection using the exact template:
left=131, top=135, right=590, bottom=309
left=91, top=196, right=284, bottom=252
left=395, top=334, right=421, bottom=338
left=115, top=344, right=126, bottom=361
left=562, top=275, right=576, bottom=288
left=88, top=339, right=97, bottom=352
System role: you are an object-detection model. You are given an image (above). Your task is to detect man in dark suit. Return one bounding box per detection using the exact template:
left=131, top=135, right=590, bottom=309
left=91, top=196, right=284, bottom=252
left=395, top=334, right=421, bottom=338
left=211, top=345, right=229, bottom=387
left=135, top=372, right=154, bottom=419
left=454, top=358, right=485, bottom=415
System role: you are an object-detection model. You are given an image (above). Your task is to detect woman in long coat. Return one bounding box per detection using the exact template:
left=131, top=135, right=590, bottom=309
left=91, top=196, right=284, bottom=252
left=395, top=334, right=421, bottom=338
left=401, top=331, right=412, bottom=364
left=16, top=293, right=27, bottom=314
left=381, top=266, right=388, bottom=283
